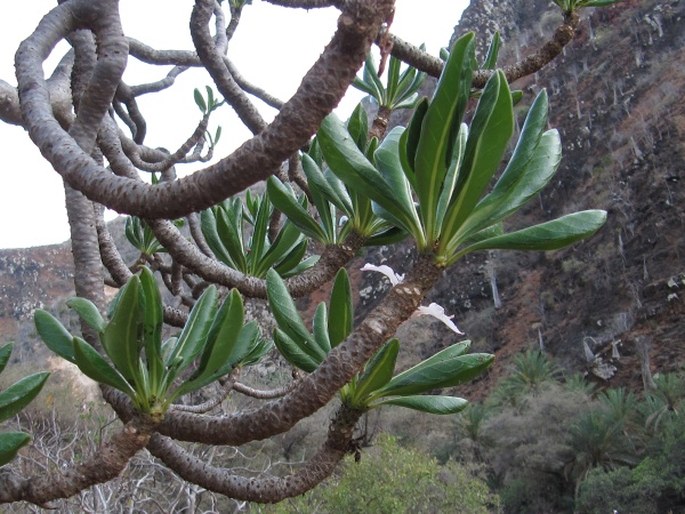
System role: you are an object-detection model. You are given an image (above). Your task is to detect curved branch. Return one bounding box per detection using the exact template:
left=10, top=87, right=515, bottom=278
left=263, top=0, right=343, bottom=8
left=191, top=0, right=266, bottom=135
left=388, top=11, right=581, bottom=87
left=148, top=218, right=365, bottom=298
left=16, top=0, right=394, bottom=219
left=150, top=253, right=440, bottom=446
left=232, top=379, right=297, bottom=400
left=0, top=420, right=151, bottom=505
left=147, top=404, right=361, bottom=503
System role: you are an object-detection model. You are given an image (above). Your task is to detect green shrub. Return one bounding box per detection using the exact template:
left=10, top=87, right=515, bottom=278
left=263, top=434, right=499, bottom=514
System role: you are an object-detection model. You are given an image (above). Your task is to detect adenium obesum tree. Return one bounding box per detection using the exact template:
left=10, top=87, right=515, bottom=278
left=0, top=0, right=617, bottom=506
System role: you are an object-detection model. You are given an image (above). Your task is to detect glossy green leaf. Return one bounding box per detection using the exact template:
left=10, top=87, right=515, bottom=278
left=413, top=33, right=475, bottom=241
left=34, top=310, right=76, bottom=363
left=456, top=130, right=561, bottom=245
left=274, top=241, right=316, bottom=278
left=172, top=291, right=245, bottom=399
left=458, top=210, right=608, bottom=258
left=216, top=202, right=247, bottom=271
left=273, top=328, right=319, bottom=373
left=195, top=289, right=244, bottom=380
left=482, top=31, right=501, bottom=69
left=371, top=395, right=469, bottom=414
left=249, top=193, right=272, bottom=265
left=328, top=268, right=353, bottom=347
left=312, top=303, right=331, bottom=354
left=351, top=339, right=399, bottom=405
left=398, top=97, right=428, bottom=187
left=374, top=127, right=423, bottom=244
left=319, top=115, right=422, bottom=239
left=435, top=123, right=468, bottom=233
left=193, top=88, right=207, bottom=113
left=439, top=70, right=514, bottom=254
left=266, top=270, right=324, bottom=361
left=385, top=54, right=402, bottom=103
left=102, top=276, right=142, bottom=382
left=256, top=220, right=305, bottom=277
left=347, top=102, right=369, bottom=150
left=302, top=154, right=352, bottom=215
left=267, top=177, right=327, bottom=242
left=138, top=267, right=164, bottom=393
left=371, top=343, right=493, bottom=398
left=200, top=208, right=235, bottom=266
left=0, top=432, right=31, bottom=467
left=238, top=322, right=272, bottom=366
left=352, top=76, right=378, bottom=98
left=72, top=337, right=136, bottom=397
left=67, top=298, right=105, bottom=334
left=0, top=372, right=49, bottom=422
left=166, top=285, right=218, bottom=371
left=0, top=343, right=12, bottom=375
left=362, top=53, right=385, bottom=103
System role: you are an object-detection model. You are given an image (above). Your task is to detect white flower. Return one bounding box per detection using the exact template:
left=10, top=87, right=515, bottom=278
left=413, top=302, right=464, bottom=335
left=361, top=263, right=405, bottom=286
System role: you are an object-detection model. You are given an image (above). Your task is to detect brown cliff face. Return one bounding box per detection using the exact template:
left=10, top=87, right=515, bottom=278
left=443, top=0, right=685, bottom=396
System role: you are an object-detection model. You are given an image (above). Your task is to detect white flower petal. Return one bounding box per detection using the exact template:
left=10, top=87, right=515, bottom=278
left=414, top=302, right=464, bottom=335
left=361, top=263, right=405, bottom=286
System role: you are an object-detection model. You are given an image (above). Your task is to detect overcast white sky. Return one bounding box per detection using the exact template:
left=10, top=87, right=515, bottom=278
left=0, top=0, right=468, bottom=249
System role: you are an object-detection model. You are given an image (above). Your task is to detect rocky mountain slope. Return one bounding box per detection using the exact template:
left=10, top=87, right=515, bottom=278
left=0, top=0, right=683, bottom=396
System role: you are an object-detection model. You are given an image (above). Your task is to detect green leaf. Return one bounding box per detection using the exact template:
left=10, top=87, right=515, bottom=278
left=361, top=53, right=385, bottom=104
left=237, top=322, right=272, bottom=366
left=347, top=102, right=369, bottom=150
left=385, top=54, right=402, bottom=104
left=351, top=339, right=399, bottom=405
left=193, top=88, right=207, bottom=113
left=138, top=267, right=164, bottom=393
left=319, top=115, right=422, bottom=240
left=482, top=31, right=501, bottom=69
left=256, top=220, right=306, bottom=277
left=457, top=130, right=560, bottom=244
left=371, top=343, right=493, bottom=398
left=248, top=193, right=272, bottom=266
left=398, top=97, right=428, bottom=187
left=435, top=123, right=468, bottom=232
left=102, top=276, right=142, bottom=382
left=439, top=70, right=514, bottom=254
left=267, top=177, right=327, bottom=242
left=172, top=291, right=245, bottom=399
left=312, top=303, right=332, bottom=354
left=200, top=208, right=235, bottom=267
left=72, top=337, right=136, bottom=397
left=266, top=270, right=324, bottom=362
left=34, top=310, right=76, bottom=363
left=216, top=202, right=248, bottom=271
left=274, top=241, right=315, bottom=278
left=0, top=343, right=13, bottom=375
left=67, top=298, right=106, bottom=333
left=166, top=286, right=218, bottom=372
left=371, top=395, right=469, bottom=414
left=273, top=328, right=319, bottom=373
left=413, top=33, right=475, bottom=241
left=374, top=127, right=423, bottom=244
left=302, top=154, right=353, bottom=215
left=195, top=289, right=244, bottom=379
left=458, top=210, right=608, bottom=259
left=0, top=432, right=31, bottom=467
left=328, top=268, right=353, bottom=347
left=0, top=372, right=49, bottom=422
